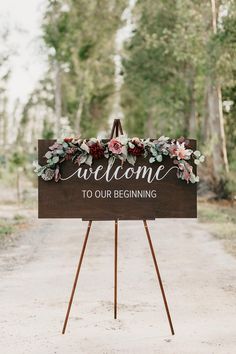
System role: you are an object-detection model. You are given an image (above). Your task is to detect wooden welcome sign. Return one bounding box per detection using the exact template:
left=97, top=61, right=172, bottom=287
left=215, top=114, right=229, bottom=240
left=38, top=140, right=197, bottom=220
left=35, top=119, right=204, bottom=336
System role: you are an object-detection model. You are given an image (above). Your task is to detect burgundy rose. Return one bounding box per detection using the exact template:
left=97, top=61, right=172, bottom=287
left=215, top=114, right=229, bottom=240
left=89, top=142, right=104, bottom=159
left=128, top=139, right=144, bottom=156
left=64, top=137, right=73, bottom=143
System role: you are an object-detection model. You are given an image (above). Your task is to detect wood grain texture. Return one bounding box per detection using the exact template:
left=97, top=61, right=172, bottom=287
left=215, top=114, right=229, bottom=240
left=38, top=139, right=197, bottom=219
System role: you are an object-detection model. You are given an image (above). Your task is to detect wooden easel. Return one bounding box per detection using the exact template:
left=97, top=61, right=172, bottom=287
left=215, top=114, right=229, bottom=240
left=62, top=119, right=175, bottom=335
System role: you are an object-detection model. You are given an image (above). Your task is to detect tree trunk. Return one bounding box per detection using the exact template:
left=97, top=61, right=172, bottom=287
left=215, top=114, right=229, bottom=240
left=188, top=72, right=196, bottom=138
left=146, top=111, right=154, bottom=137
left=207, top=0, right=229, bottom=186
left=2, top=97, right=8, bottom=146
left=55, top=62, right=62, bottom=137
left=75, top=94, right=84, bottom=136
left=207, top=79, right=229, bottom=183
left=189, top=100, right=196, bottom=138
left=202, top=83, right=210, bottom=142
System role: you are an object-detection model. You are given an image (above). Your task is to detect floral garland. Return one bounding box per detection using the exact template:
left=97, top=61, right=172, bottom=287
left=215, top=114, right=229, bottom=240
left=34, top=135, right=205, bottom=183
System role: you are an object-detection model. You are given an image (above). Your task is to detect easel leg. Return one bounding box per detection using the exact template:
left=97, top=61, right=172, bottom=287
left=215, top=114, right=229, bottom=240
left=62, top=220, right=92, bottom=334
left=143, top=220, right=175, bottom=335
left=114, top=219, right=118, bottom=319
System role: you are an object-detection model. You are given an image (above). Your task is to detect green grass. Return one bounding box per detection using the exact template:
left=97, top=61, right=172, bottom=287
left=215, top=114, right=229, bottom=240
left=198, top=201, right=236, bottom=257
left=0, top=221, right=14, bottom=237
left=0, top=216, right=26, bottom=245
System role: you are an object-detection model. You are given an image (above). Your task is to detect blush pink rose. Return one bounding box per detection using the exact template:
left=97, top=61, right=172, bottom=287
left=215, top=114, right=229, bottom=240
left=174, top=142, right=192, bottom=160
left=108, top=138, right=123, bottom=154
left=169, top=144, right=177, bottom=157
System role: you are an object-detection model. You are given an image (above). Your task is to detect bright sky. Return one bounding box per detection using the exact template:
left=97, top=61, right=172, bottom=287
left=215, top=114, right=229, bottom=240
left=0, top=0, right=47, bottom=109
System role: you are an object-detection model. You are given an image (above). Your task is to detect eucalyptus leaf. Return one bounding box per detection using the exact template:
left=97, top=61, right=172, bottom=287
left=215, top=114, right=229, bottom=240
left=45, top=151, right=52, bottom=159
left=150, top=147, right=157, bottom=156
left=127, top=154, right=136, bottom=165
left=80, top=141, right=90, bottom=153
left=190, top=173, right=196, bottom=183
left=72, top=153, right=79, bottom=162
left=117, top=154, right=124, bottom=161
left=85, top=155, right=93, bottom=166
left=37, top=166, right=47, bottom=176
left=149, top=157, right=156, bottom=163
left=52, top=156, right=59, bottom=163
left=90, top=137, right=97, bottom=143
left=128, top=142, right=135, bottom=149
left=78, top=154, right=87, bottom=165
left=117, top=134, right=128, bottom=145
left=56, top=149, right=64, bottom=155
left=199, top=155, right=205, bottom=163
left=108, top=156, right=115, bottom=167
left=194, top=150, right=201, bottom=158
left=32, top=160, right=41, bottom=171
left=121, top=145, right=127, bottom=157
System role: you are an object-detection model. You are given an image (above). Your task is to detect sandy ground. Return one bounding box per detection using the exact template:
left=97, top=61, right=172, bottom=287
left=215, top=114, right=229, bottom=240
left=0, top=217, right=236, bottom=354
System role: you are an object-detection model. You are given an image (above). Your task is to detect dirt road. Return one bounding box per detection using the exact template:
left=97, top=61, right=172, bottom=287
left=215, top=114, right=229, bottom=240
left=0, top=218, right=236, bottom=354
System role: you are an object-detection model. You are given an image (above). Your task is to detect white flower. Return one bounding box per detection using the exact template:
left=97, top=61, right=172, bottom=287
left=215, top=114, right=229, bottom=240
left=157, top=135, right=170, bottom=142
left=199, top=155, right=205, bottom=163
left=41, top=168, right=55, bottom=181
left=194, top=150, right=201, bottom=158
left=117, top=135, right=128, bottom=145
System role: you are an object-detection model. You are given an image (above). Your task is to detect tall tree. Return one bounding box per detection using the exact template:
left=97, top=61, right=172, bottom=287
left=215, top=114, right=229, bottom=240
left=0, top=26, right=11, bottom=147
left=17, top=75, right=55, bottom=148
left=121, top=0, right=236, bottom=194
left=206, top=0, right=229, bottom=188
left=42, top=0, right=126, bottom=136
left=121, top=0, right=206, bottom=137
